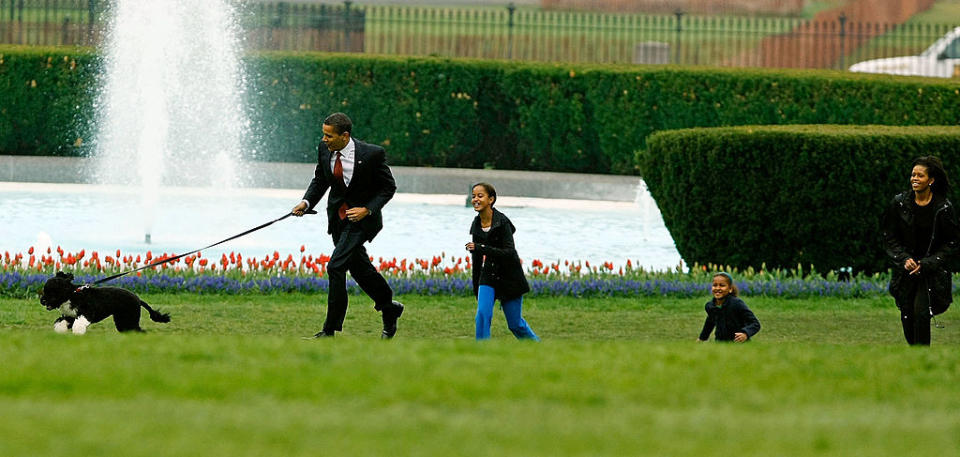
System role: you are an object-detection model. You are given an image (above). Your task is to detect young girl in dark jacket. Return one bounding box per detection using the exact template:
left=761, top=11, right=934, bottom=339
left=698, top=272, right=761, bottom=343
left=465, top=183, right=539, bottom=341
left=881, top=156, right=960, bottom=346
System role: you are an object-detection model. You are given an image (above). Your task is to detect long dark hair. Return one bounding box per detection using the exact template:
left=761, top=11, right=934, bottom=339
left=912, top=156, right=951, bottom=197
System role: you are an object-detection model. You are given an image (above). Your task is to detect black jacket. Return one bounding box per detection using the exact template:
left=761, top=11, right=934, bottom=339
left=469, top=208, right=530, bottom=301
left=698, top=296, right=761, bottom=342
left=303, top=139, right=397, bottom=241
left=881, top=191, right=960, bottom=315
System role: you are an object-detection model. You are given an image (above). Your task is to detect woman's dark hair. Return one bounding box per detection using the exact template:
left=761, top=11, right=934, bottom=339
left=472, top=182, right=496, bottom=206
left=912, top=156, right=951, bottom=196
left=323, top=112, right=353, bottom=135
left=713, top=272, right=739, bottom=297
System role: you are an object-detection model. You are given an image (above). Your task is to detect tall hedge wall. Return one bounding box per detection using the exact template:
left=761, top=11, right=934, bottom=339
left=3, top=46, right=960, bottom=175
left=640, top=125, right=960, bottom=273
left=0, top=46, right=98, bottom=157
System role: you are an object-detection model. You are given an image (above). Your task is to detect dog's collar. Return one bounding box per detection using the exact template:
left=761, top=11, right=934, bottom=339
left=73, top=284, right=90, bottom=294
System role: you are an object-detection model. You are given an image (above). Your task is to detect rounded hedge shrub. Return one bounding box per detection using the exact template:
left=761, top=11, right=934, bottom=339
left=640, top=125, right=960, bottom=273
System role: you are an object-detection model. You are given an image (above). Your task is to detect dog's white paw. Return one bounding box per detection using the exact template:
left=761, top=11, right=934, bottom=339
left=53, top=320, right=69, bottom=333
left=72, top=316, right=90, bottom=335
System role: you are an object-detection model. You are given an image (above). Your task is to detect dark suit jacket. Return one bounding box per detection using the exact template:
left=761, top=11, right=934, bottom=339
left=302, top=139, right=397, bottom=241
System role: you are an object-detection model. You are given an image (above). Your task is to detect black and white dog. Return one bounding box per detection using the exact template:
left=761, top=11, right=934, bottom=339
left=40, top=271, right=171, bottom=334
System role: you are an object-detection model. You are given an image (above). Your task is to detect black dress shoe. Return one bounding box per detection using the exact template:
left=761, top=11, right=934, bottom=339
left=303, top=330, right=334, bottom=340
left=381, top=300, right=404, bottom=339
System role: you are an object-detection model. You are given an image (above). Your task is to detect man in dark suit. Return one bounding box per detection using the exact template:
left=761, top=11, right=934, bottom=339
left=292, top=112, right=404, bottom=339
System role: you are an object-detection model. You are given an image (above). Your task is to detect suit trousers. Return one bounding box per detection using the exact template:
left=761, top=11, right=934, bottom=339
left=323, top=218, right=393, bottom=333
left=901, top=281, right=931, bottom=346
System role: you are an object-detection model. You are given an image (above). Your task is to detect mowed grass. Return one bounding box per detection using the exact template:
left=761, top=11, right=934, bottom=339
left=2, top=293, right=960, bottom=456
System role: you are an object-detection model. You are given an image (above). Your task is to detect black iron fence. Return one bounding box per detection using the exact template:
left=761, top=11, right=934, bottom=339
left=0, top=0, right=366, bottom=51
left=0, top=0, right=957, bottom=72
left=0, top=0, right=101, bottom=46
left=241, top=1, right=365, bottom=51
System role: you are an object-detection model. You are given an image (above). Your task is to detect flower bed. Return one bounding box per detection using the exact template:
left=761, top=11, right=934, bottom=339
left=1, top=247, right=899, bottom=299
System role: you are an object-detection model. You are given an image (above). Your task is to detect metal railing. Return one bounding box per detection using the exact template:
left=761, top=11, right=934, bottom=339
left=0, top=0, right=956, bottom=72
left=0, top=0, right=101, bottom=46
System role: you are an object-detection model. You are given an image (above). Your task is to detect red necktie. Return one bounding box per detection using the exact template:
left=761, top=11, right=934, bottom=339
left=334, top=151, right=348, bottom=220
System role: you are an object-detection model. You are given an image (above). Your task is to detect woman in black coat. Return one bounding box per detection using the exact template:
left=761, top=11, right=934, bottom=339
left=465, top=182, right=539, bottom=341
left=881, top=156, right=960, bottom=345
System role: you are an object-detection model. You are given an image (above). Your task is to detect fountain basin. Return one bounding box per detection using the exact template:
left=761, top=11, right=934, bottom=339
left=0, top=182, right=680, bottom=270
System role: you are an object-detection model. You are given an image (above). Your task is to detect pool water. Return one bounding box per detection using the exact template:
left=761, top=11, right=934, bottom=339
left=0, top=183, right=682, bottom=270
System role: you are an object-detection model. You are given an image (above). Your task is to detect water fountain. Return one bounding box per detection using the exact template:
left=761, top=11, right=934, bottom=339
left=0, top=0, right=684, bottom=270
left=92, top=0, right=250, bottom=243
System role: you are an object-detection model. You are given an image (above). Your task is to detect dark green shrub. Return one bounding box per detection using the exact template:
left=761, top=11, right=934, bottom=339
left=640, top=125, right=960, bottom=272
left=244, top=53, right=493, bottom=166
left=4, top=46, right=960, bottom=175
left=243, top=58, right=960, bottom=172
left=0, top=46, right=98, bottom=156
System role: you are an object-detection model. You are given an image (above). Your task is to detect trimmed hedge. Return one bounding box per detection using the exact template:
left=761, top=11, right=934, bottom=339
left=4, top=46, right=960, bottom=175
left=0, top=46, right=98, bottom=156
left=245, top=56, right=960, bottom=174
left=640, top=125, right=960, bottom=272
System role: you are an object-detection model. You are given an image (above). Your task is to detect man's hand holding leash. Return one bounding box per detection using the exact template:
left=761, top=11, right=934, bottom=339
left=291, top=201, right=319, bottom=217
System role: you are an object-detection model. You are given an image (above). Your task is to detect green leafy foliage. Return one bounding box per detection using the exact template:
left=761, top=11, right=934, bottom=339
left=641, top=125, right=960, bottom=272
left=0, top=46, right=98, bottom=156
left=4, top=46, right=960, bottom=174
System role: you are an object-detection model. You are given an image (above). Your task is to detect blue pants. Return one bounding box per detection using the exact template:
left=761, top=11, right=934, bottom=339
left=475, top=285, right=539, bottom=341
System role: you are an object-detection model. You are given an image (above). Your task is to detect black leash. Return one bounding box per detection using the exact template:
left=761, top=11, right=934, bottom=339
left=91, top=210, right=315, bottom=285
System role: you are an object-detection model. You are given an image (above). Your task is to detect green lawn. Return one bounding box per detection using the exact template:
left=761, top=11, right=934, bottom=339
left=2, top=294, right=959, bottom=456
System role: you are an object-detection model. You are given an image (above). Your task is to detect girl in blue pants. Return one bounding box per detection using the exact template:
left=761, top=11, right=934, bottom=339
left=466, top=182, right=539, bottom=341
